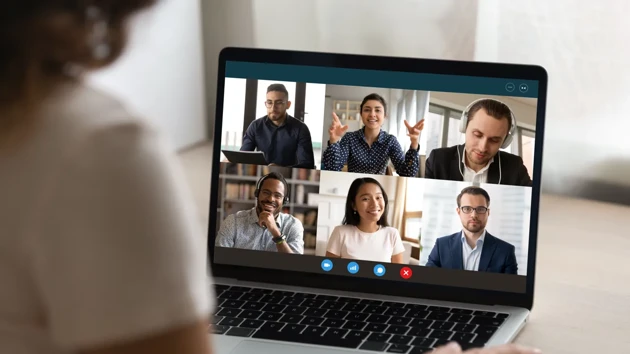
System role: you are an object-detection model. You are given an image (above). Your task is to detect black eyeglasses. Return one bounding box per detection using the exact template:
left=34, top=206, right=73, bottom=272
left=460, top=206, right=489, bottom=214
left=264, top=100, right=286, bottom=108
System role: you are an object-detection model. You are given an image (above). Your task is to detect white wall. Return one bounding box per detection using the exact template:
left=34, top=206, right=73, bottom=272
left=475, top=0, right=630, bottom=195
left=88, top=0, right=207, bottom=151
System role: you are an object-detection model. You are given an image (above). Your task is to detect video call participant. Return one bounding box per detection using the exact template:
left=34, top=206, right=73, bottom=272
left=326, top=177, right=406, bottom=263
left=241, top=83, right=315, bottom=169
left=215, top=172, right=304, bottom=254
left=425, top=98, right=532, bottom=186
left=426, top=186, right=518, bottom=274
left=322, top=93, right=424, bottom=176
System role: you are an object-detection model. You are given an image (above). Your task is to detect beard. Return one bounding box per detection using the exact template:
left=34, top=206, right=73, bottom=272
left=463, top=219, right=485, bottom=233
left=257, top=200, right=279, bottom=215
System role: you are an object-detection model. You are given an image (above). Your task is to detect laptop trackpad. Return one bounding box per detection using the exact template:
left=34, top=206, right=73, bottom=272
left=229, top=340, right=351, bottom=354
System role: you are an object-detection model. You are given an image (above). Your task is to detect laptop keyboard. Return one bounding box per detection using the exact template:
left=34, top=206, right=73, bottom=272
left=211, top=284, right=509, bottom=353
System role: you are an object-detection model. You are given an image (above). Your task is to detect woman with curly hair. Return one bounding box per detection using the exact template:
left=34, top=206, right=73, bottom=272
left=0, top=2, right=214, bottom=353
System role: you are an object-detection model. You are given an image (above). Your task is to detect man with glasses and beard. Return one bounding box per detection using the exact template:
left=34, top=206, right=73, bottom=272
left=425, top=186, right=518, bottom=274
left=240, top=83, right=315, bottom=169
left=215, top=172, right=305, bottom=254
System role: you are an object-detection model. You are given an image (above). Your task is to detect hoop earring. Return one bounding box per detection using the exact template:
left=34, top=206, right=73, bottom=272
left=86, top=6, right=111, bottom=60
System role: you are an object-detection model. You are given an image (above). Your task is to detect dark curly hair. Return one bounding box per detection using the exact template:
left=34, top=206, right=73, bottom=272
left=0, top=1, right=157, bottom=147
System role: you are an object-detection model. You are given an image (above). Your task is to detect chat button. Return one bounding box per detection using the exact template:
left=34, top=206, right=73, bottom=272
left=373, top=264, right=386, bottom=277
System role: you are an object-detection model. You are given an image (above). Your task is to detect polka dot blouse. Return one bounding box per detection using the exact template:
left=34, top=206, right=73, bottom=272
left=322, top=128, right=420, bottom=177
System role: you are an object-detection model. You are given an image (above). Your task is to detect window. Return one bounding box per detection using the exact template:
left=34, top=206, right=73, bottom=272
left=220, top=78, right=247, bottom=150
left=520, top=129, right=535, bottom=179
left=422, top=107, right=445, bottom=157
left=446, top=109, right=464, bottom=147
left=256, top=80, right=296, bottom=119
left=402, top=179, right=424, bottom=242
left=304, top=83, right=327, bottom=167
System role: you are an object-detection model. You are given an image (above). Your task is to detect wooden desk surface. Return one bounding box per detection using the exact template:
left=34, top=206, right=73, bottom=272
left=515, top=194, right=630, bottom=353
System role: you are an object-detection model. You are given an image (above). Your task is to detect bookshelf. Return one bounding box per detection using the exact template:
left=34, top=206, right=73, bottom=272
left=217, top=163, right=320, bottom=255
left=333, top=99, right=363, bottom=124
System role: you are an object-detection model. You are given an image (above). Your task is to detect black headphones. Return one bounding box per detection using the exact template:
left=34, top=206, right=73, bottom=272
left=254, top=172, right=290, bottom=204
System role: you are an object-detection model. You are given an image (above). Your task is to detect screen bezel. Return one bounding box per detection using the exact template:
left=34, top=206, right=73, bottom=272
left=207, top=47, right=547, bottom=310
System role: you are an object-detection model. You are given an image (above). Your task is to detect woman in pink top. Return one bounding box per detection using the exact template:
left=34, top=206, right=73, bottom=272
left=326, top=177, right=406, bottom=264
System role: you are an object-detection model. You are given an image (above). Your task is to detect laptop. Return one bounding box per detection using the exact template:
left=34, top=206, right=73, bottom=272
left=208, top=47, right=547, bottom=354
left=222, top=149, right=268, bottom=165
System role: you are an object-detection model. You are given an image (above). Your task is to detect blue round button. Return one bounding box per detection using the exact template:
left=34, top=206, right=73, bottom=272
left=373, top=264, right=386, bottom=277
left=321, top=259, right=333, bottom=272
left=347, top=262, right=360, bottom=274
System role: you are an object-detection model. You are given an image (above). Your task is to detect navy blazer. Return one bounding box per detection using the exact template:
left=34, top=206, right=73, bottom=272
left=425, top=232, right=518, bottom=274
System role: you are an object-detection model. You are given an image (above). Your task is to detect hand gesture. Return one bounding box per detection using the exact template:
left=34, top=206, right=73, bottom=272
left=432, top=342, right=541, bottom=354
left=404, top=118, right=424, bottom=149
left=258, top=211, right=280, bottom=236
left=329, top=112, right=349, bottom=144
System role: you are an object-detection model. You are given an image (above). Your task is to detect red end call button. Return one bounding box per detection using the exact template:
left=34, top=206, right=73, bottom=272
left=400, top=267, right=413, bottom=279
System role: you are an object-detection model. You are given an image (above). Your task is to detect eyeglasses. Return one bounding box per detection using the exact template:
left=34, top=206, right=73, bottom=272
left=460, top=206, right=489, bottom=214
left=260, top=190, right=284, bottom=201
left=264, top=100, right=286, bottom=108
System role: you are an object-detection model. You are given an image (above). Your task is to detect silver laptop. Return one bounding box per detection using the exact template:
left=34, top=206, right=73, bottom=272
left=207, top=47, right=547, bottom=354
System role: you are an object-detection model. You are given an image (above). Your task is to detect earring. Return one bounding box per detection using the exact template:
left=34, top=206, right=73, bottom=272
left=353, top=210, right=357, bottom=215
left=86, top=6, right=111, bottom=60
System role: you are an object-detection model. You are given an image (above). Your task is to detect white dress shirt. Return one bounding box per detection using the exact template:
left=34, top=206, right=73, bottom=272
left=461, top=230, right=486, bottom=271
left=462, top=150, right=494, bottom=184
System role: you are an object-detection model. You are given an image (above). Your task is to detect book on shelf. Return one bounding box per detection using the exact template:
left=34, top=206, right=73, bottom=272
left=295, top=169, right=320, bottom=181
left=225, top=182, right=256, bottom=200
left=304, top=232, right=316, bottom=249
left=225, top=163, right=257, bottom=176
left=304, top=210, right=317, bottom=226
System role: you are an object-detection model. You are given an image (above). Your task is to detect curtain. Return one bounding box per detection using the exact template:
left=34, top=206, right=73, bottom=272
left=392, top=90, right=431, bottom=152
left=391, top=177, right=408, bottom=234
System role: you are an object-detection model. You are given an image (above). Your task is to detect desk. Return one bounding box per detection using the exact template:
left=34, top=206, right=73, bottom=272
left=514, top=194, right=630, bottom=353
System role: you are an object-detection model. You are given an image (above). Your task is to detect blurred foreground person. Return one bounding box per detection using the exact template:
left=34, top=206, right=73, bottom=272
left=0, top=1, right=214, bottom=354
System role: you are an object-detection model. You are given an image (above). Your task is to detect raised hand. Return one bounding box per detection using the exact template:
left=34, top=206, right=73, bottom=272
left=329, top=112, right=349, bottom=144
left=404, top=118, right=424, bottom=150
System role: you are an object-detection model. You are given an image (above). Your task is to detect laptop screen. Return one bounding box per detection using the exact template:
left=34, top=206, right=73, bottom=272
left=211, top=52, right=543, bottom=296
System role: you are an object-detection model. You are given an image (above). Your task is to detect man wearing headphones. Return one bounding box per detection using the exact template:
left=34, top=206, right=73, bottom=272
left=424, top=98, right=532, bottom=187
left=215, top=172, right=305, bottom=254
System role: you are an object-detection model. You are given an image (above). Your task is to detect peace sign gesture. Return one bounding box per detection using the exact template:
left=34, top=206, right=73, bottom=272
left=329, top=112, right=349, bottom=144
left=404, top=118, right=424, bottom=150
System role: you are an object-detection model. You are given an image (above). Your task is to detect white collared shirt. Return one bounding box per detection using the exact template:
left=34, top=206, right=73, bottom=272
left=462, top=149, right=494, bottom=184
left=461, top=230, right=486, bottom=271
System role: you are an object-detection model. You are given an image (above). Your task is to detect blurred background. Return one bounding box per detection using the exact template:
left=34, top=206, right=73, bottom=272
left=85, top=0, right=630, bottom=222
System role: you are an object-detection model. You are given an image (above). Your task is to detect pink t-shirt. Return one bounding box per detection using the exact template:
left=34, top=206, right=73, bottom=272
left=326, top=225, right=406, bottom=263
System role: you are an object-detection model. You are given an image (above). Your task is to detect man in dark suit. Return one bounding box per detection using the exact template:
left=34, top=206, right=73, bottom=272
left=426, top=186, right=518, bottom=274
left=424, top=98, right=532, bottom=186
